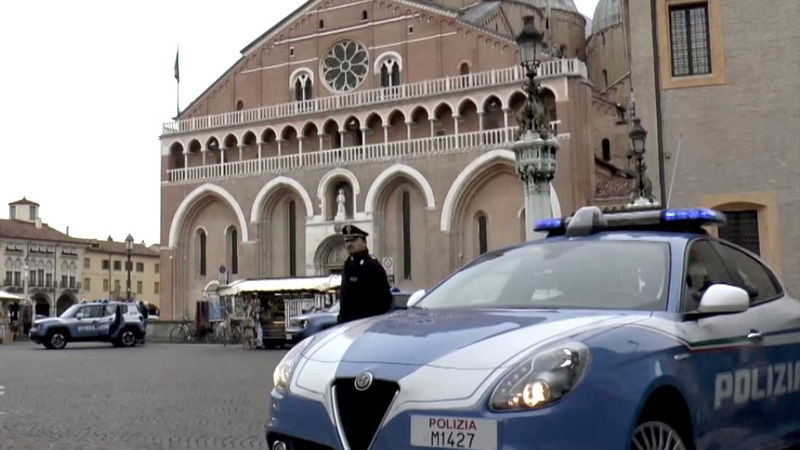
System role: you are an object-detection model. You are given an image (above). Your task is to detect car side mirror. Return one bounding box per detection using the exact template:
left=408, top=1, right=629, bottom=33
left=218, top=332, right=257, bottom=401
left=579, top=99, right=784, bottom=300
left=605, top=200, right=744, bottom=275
left=697, top=284, right=749, bottom=314
left=406, top=290, right=426, bottom=308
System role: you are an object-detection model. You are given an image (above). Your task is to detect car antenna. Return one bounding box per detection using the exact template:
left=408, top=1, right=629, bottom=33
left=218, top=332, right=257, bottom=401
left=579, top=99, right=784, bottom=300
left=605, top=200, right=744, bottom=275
left=666, top=133, right=683, bottom=208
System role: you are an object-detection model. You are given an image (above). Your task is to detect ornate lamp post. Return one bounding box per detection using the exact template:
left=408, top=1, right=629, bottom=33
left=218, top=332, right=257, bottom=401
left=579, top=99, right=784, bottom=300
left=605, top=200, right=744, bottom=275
left=125, top=234, right=134, bottom=301
left=627, top=117, right=657, bottom=207
left=513, top=16, right=560, bottom=241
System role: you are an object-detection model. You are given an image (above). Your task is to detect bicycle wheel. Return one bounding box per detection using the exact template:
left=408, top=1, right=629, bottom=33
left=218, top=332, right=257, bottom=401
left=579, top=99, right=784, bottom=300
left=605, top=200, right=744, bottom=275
left=229, top=326, right=241, bottom=345
left=203, top=325, right=216, bottom=344
left=170, top=325, right=187, bottom=343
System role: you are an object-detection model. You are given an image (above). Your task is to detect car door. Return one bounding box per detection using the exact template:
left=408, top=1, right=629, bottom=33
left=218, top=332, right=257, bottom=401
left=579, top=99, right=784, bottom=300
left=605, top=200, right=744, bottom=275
left=712, top=241, right=800, bottom=446
left=674, top=239, right=763, bottom=448
left=100, top=304, right=120, bottom=338
left=72, top=305, right=106, bottom=339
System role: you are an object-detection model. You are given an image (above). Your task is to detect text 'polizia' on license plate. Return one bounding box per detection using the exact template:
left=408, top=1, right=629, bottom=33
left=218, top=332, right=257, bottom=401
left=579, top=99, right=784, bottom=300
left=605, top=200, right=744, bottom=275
left=410, top=415, right=498, bottom=450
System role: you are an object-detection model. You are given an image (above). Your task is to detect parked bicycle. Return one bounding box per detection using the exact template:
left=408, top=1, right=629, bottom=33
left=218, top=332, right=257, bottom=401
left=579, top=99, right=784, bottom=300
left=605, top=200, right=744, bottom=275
left=207, top=319, right=243, bottom=346
left=169, top=317, right=195, bottom=343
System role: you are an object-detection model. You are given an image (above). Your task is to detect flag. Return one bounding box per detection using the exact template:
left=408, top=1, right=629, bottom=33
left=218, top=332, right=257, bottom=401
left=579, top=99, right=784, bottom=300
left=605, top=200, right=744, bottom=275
left=174, top=48, right=180, bottom=83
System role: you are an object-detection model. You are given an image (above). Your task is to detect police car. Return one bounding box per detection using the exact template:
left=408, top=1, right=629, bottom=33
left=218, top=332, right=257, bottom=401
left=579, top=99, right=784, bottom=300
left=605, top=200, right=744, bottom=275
left=29, top=300, right=146, bottom=349
left=266, top=207, right=800, bottom=450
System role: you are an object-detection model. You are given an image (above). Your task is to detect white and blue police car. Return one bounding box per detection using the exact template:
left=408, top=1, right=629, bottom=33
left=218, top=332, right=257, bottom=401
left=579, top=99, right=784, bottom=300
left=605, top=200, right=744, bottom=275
left=267, top=207, right=800, bottom=450
left=29, top=300, right=145, bottom=349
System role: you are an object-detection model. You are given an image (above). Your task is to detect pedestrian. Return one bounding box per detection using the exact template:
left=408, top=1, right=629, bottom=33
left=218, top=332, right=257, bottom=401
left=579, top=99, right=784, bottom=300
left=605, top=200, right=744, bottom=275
left=337, top=224, right=393, bottom=324
left=137, top=300, right=149, bottom=344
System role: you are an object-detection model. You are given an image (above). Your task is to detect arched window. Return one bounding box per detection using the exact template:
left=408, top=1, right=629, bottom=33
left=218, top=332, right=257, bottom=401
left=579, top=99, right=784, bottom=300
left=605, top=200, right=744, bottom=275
left=227, top=227, right=238, bottom=275
left=319, top=19, right=324, bottom=29
left=379, top=57, right=401, bottom=88
left=602, top=139, right=611, bottom=161
left=288, top=200, right=297, bottom=277
left=197, top=229, right=207, bottom=276
left=402, top=191, right=411, bottom=280
left=602, top=69, right=609, bottom=89
left=361, top=10, right=368, bottom=20
left=293, top=72, right=313, bottom=102
left=541, top=89, right=557, bottom=123
left=459, top=62, right=470, bottom=75
left=236, top=100, right=244, bottom=111
left=478, top=214, right=488, bottom=255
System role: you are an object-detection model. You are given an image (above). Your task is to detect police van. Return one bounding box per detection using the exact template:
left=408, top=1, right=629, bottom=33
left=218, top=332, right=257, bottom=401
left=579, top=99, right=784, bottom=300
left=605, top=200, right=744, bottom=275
left=266, top=207, right=800, bottom=450
left=29, top=300, right=146, bottom=349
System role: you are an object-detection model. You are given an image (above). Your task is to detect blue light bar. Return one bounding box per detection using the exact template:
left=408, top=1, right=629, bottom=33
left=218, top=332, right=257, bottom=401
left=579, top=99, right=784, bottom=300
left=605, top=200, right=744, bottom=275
left=662, top=208, right=725, bottom=224
left=534, top=218, right=564, bottom=231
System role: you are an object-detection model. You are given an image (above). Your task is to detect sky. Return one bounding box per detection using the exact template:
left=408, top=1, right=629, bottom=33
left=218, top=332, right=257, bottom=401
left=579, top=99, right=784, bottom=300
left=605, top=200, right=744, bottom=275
left=0, top=0, right=598, bottom=247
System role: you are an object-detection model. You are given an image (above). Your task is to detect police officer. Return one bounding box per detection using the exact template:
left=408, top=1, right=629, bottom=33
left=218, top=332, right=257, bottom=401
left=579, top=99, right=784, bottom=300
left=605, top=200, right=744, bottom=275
left=137, top=300, right=149, bottom=344
left=338, top=224, right=393, bottom=324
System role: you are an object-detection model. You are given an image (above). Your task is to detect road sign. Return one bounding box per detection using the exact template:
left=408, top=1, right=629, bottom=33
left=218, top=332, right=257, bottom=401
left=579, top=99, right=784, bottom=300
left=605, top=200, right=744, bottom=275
left=218, top=265, right=228, bottom=285
left=381, top=257, right=394, bottom=275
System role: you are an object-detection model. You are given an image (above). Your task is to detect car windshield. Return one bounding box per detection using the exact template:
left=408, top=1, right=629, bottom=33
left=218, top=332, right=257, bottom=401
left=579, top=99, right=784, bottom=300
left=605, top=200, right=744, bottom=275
left=420, top=240, right=670, bottom=311
left=327, top=303, right=340, bottom=313
left=60, top=304, right=81, bottom=318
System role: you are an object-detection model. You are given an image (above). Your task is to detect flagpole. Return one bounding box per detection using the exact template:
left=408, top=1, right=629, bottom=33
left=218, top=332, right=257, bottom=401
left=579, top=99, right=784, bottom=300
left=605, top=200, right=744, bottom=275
left=175, top=47, right=180, bottom=118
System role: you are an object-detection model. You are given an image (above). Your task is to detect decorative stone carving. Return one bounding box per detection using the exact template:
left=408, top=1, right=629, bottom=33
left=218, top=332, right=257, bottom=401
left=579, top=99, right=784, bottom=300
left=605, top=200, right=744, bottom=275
left=322, top=40, right=369, bottom=93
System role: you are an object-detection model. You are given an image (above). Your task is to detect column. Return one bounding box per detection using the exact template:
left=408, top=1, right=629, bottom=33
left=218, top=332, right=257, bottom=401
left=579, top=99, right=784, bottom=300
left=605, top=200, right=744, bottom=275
left=257, top=141, right=264, bottom=160
left=201, top=149, right=207, bottom=166
left=318, top=133, right=325, bottom=151
left=277, top=139, right=283, bottom=156
left=478, top=112, right=485, bottom=131
left=453, top=115, right=460, bottom=135
left=298, top=137, right=304, bottom=154
left=183, top=151, right=188, bottom=168
left=513, top=131, right=559, bottom=241
left=360, top=127, right=367, bottom=147
left=429, top=118, right=436, bottom=137
left=238, top=143, right=245, bottom=161
left=383, top=124, right=389, bottom=143
left=406, top=121, right=412, bottom=141
left=503, top=108, right=510, bottom=129
left=220, top=146, right=226, bottom=165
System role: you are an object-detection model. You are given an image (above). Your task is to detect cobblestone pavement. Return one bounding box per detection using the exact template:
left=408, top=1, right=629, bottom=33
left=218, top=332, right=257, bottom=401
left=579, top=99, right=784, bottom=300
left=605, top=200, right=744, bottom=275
left=0, top=340, right=285, bottom=450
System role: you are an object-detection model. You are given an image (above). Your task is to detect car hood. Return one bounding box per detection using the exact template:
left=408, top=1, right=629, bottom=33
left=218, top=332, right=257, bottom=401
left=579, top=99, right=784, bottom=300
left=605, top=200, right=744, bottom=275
left=304, top=309, right=648, bottom=369
left=33, top=318, right=62, bottom=326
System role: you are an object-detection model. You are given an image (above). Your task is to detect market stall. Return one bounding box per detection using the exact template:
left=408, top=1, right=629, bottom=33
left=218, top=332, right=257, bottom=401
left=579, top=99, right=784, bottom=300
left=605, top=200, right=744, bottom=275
left=0, top=290, right=23, bottom=344
left=217, top=275, right=341, bottom=347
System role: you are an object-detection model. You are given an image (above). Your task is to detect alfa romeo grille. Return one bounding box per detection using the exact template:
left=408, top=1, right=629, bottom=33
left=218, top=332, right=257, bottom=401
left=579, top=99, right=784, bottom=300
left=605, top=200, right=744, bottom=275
left=334, top=378, right=398, bottom=450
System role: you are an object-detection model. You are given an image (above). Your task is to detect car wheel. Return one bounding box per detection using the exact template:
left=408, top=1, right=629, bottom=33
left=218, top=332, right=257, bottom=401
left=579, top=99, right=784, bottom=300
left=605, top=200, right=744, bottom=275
left=47, top=332, right=68, bottom=350
left=630, top=420, right=688, bottom=450
left=118, top=329, right=137, bottom=348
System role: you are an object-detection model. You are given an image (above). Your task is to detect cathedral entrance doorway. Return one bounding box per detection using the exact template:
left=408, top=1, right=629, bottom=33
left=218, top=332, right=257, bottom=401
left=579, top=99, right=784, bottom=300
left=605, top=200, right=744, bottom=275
left=314, top=235, right=348, bottom=275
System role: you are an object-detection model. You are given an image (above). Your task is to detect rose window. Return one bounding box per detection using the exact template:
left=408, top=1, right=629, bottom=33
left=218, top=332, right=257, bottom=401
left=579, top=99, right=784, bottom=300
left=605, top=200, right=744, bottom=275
left=322, top=40, right=369, bottom=92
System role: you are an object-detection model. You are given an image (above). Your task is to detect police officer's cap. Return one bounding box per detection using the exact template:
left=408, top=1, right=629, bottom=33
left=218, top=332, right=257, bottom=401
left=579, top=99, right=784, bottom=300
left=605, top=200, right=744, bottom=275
left=341, top=224, right=368, bottom=238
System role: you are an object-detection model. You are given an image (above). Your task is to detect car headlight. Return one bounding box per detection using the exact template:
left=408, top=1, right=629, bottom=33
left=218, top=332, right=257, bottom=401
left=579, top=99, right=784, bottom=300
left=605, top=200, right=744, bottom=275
left=489, top=341, right=590, bottom=411
left=299, top=320, right=308, bottom=329
left=273, top=336, right=315, bottom=393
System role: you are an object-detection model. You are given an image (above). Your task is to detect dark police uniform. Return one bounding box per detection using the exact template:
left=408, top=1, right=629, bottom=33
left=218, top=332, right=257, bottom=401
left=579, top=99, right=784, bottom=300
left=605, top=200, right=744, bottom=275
left=338, top=225, right=393, bottom=324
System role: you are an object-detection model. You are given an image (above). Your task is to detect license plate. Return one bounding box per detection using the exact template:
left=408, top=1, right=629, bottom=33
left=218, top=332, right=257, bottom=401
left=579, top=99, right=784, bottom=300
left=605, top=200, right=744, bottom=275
left=410, top=415, right=497, bottom=450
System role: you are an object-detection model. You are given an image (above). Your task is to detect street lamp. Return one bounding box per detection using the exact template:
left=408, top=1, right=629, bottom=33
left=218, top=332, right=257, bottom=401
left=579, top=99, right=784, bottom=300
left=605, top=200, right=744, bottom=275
left=516, top=16, right=543, bottom=76
left=513, top=16, right=560, bottom=241
left=125, top=234, right=134, bottom=301
left=626, top=117, right=657, bottom=207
